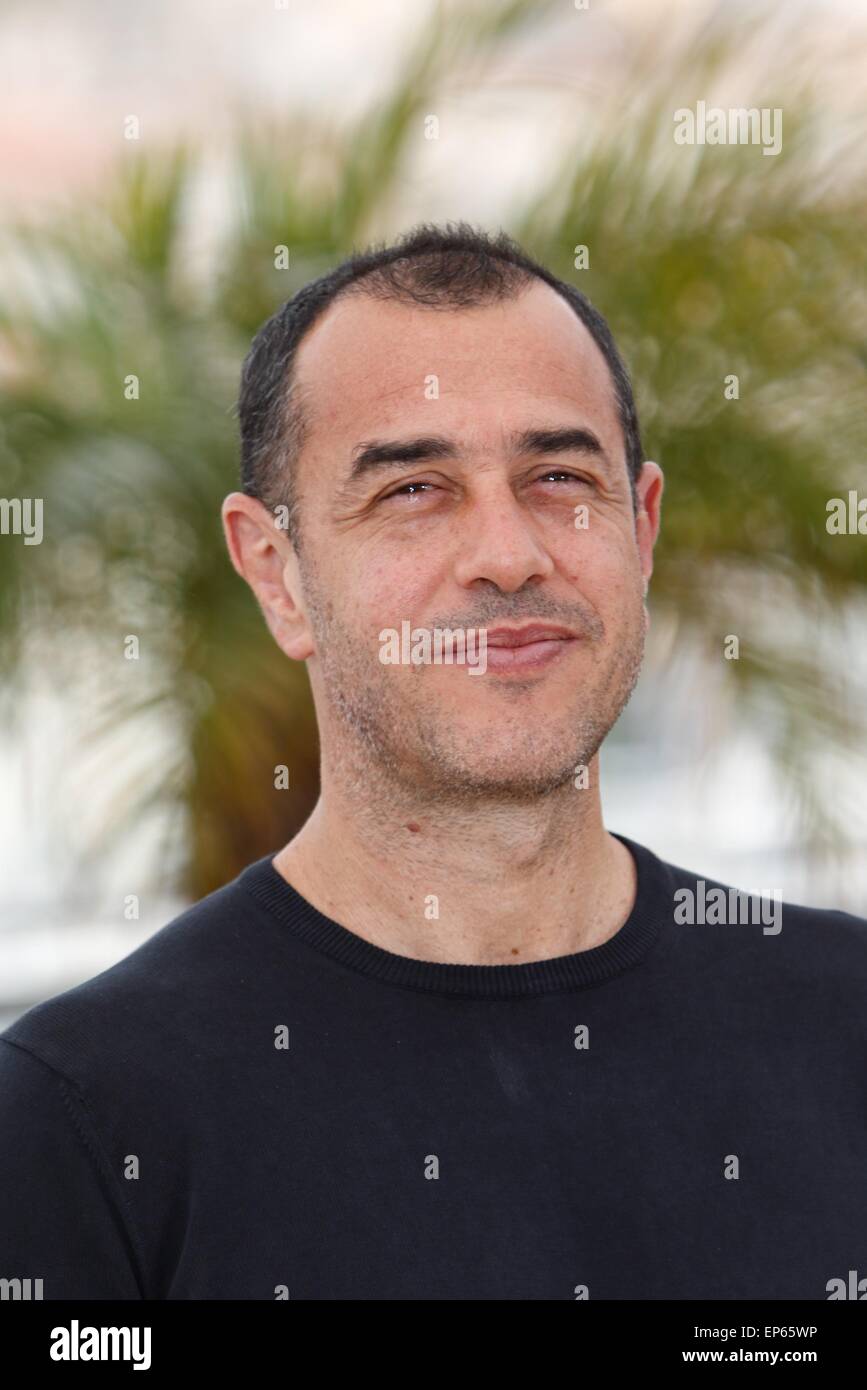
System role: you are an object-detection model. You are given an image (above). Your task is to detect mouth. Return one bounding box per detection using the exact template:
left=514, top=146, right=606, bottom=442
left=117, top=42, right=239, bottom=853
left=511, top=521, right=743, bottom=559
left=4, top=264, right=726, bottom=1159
left=485, top=624, right=578, bottom=648
left=482, top=624, right=580, bottom=673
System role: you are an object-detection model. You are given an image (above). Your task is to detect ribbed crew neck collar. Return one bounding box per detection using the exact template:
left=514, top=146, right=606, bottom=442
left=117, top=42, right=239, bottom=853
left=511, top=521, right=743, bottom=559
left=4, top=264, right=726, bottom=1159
left=239, top=832, right=669, bottom=1000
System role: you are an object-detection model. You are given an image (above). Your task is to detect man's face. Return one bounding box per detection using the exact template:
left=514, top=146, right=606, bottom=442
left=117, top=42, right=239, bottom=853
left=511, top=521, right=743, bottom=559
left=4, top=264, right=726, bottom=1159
left=282, top=279, right=662, bottom=799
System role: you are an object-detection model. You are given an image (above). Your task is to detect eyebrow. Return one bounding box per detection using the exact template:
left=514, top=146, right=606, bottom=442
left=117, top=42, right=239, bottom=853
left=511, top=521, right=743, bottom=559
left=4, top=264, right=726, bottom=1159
left=347, top=426, right=610, bottom=483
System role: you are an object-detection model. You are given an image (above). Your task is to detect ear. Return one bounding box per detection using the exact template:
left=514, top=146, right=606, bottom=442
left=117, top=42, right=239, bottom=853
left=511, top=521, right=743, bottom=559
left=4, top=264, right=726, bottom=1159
left=634, top=461, right=664, bottom=598
left=221, top=492, right=315, bottom=660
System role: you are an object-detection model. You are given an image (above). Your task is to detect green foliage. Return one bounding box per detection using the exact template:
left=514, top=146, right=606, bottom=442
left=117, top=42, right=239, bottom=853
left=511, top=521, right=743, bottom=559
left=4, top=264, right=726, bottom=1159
left=0, top=0, right=864, bottom=893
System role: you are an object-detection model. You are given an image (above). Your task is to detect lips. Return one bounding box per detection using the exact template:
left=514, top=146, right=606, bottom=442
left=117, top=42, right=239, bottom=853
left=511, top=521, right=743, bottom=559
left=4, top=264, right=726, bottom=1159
left=481, top=625, right=578, bottom=674
left=484, top=624, right=578, bottom=648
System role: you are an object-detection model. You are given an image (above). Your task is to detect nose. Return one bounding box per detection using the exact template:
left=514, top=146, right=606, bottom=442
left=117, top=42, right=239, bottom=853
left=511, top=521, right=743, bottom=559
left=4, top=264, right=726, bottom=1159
left=451, top=480, right=556, bottom=592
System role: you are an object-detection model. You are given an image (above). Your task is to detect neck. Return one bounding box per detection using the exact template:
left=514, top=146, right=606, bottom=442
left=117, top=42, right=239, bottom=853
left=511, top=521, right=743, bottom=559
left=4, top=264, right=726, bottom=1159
left=273, top=749, right=637, bottom=967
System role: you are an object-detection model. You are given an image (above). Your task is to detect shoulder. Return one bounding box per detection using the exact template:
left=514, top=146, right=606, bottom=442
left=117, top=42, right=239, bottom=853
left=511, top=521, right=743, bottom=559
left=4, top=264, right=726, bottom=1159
left=641, top=837, right=867, bottom=993
left=0, top=856, right=278, bottom=1094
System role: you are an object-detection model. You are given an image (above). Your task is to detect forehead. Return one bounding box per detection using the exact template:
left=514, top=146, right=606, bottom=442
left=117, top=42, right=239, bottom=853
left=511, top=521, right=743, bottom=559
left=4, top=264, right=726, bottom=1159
left=292, top=278, right=622, bottom=456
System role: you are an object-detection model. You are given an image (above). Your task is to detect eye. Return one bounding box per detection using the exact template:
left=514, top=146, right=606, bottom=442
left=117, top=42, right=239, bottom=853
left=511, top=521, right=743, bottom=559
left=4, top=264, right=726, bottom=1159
left=536, top=470, right=590, bottom=486
left=381, top=480, right=438, bottom=501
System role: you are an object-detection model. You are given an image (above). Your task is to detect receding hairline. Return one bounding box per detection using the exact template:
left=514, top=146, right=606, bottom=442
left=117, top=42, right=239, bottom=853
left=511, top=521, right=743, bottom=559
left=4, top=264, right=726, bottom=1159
left=283, top=274, right=623, bottom=469
left=238, top=227, right=644, bottom=546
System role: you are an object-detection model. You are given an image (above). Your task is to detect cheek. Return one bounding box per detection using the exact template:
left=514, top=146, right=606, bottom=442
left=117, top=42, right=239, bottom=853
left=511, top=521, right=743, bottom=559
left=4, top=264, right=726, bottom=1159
left=363, top=557, right=436, bottom=624
left=558, top=529, right=640, bottom=605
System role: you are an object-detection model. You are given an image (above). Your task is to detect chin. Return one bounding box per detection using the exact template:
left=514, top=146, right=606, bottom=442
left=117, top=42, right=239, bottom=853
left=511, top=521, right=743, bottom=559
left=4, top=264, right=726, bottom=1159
left=423, top=755, right=583, bottom=800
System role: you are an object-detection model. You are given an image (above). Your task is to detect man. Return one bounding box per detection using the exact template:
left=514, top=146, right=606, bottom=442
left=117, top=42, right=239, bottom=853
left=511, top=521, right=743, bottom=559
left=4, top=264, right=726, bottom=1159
left=1, top=224, right=865, bottom=1301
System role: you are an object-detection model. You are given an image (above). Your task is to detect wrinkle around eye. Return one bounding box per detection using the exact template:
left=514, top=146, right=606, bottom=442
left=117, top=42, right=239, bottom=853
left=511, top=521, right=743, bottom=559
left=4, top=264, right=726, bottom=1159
left=375, top=471, right=602, bottom=513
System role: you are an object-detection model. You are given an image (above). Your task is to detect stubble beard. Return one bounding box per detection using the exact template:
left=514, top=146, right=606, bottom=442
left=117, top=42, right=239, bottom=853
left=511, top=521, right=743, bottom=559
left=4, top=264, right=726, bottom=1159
left=298, top=549, right=646, bottom=807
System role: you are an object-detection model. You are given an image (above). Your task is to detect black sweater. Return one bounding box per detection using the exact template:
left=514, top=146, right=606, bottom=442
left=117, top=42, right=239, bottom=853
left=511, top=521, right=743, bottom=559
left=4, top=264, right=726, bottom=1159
left=2, top=832, right=866, bottom=1300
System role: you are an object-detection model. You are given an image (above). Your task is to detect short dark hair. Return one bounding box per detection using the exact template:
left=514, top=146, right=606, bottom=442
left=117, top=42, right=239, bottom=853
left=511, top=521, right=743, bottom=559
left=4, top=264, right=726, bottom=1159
left=237, top=222, right=643, bottom=546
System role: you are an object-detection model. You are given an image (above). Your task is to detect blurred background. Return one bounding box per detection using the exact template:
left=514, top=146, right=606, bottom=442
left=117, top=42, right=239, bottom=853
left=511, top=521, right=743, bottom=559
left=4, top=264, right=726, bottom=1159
left=1, top=0, right=865, bottom=1025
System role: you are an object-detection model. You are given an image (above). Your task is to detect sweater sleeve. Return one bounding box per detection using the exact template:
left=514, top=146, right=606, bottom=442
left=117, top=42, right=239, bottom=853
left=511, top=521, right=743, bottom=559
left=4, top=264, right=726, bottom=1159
left=0, top=1038, right=144, bottom=1299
